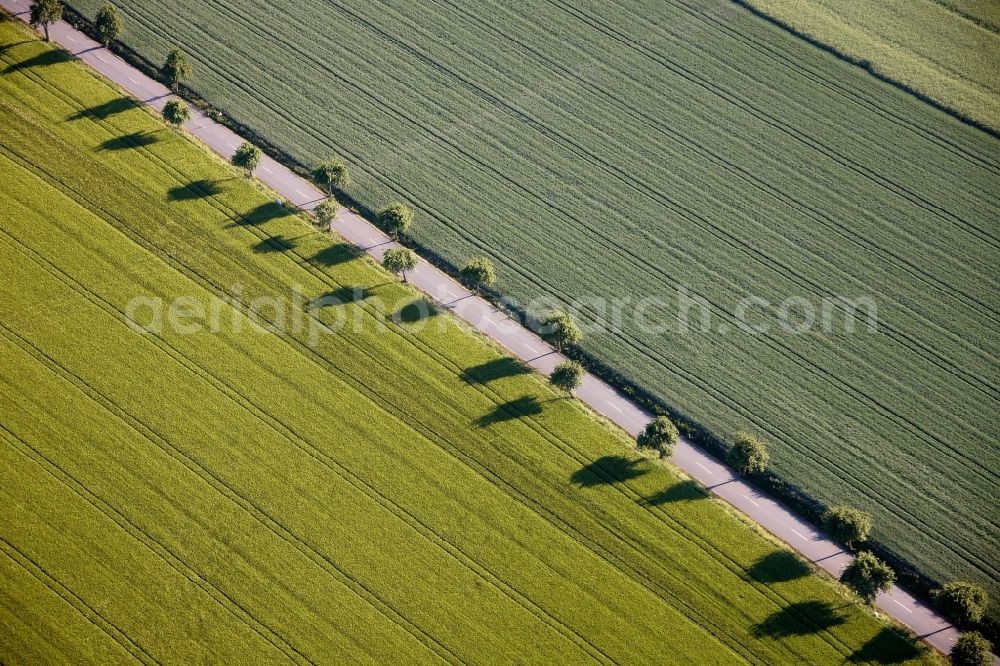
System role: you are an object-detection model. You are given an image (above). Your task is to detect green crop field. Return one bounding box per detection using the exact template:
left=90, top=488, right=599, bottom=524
left=65, top=0, right=1000, bottom=607
left=741, top=0, right=1000, bottom=131
left=0, top=22, right=939, bottom=664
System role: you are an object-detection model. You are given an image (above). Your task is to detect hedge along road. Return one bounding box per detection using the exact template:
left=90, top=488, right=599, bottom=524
left=0, top=1, right=974, bottom=658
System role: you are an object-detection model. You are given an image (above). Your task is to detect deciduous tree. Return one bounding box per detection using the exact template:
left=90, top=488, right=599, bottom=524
left=637, top=416, right=679, bottom=457
left=541, top=309, right=581, bottom=352
left=727, top=431, right=769, bottom=475
left=550, top=360, right=584, bottom=395
left=231, top=142, right=261, bottom=177
left=161, top=99, right=190, bottom=127
left=839, top=551, right=895, bottom=604
left=459, top=257, right=496, bottom=293
left=94, top=3, right=122, bottom=47
left=382, top=248, right=417, bottom=283
left=933, top=582, right=989, bottom=625
left=29, top=0, right=62, bottom=41
left=312, top=158, right=350, bottom=194
left=951, top=632, right=992, bottom=666
left=821, top=506, right=873, bottom=551
left=314, top=197, right=339, bottom=228
left=377, top=202, right=413, bottom=239
left=161, top=47, right=191, bottom=91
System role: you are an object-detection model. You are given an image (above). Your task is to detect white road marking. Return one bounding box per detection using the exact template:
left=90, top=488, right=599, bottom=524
left=67, top=35, right=77, bottom=43
left=695, top=462, right=712, bottom=474
left=96, top=54, right=110, bottom=63
left=608, top=403, right=623, bottom=413
left=893, top=600, right=913, bottom=613
left=296, top=189, right=308, bottom=198
left=260, top=165, right=272, bottom=174
left=128, top=77, right=140, bottom=84
left=790, top=528, right=809, bottom=541
left=743, top=494, right=760, bottom=506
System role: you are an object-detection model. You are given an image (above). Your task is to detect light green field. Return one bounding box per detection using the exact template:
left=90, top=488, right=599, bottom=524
left=0, top=22, right=938, bottom=664
left=742, top=0, right=1000, bottom=131
left=65, top=0, right=1000, bottom=605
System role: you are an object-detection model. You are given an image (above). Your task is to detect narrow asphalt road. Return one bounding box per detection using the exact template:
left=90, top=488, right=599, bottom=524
left=2, top=2, right=975, bottom=658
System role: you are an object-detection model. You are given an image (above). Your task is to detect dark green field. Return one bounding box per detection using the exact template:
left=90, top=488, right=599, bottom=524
left=67, top=0, right=1000, bottom=602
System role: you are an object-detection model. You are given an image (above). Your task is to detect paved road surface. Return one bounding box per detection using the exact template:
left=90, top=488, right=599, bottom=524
left=3, top=1, right=976, bottom=657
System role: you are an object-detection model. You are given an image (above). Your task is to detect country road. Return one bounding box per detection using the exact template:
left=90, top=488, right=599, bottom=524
left=1, top=0, right=979, bottom=658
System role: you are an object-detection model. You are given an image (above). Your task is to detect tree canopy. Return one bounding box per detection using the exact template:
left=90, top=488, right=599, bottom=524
left=727, top=431, right=769, bottom=476
left=459, top=257, right=497, bottom=292
left=313, top=197, right=339, bottom=227
left=637, top=416, right=679, bottom=457
left=377, top=202, right=413, bottom=239
left=161, top=48, right=192, bottom=91
left=821, top=506, right=873, bottom=550
left=951, top=632, right=993, bottom=666
left=540, top=309, right=582, bottom=352
left=933, top=582, right=989, bottom=625
left=550, top=360, right=584, bottom=395
left=312, top=159, right=350, bottom=194
left=94, top=3, right=123, bottom=47
left=161, top=99, right=190, bottom=127
left=382, top=248, right=417, bottom=282
left=29, top=0, right=62, bottom=41
left=231, top=142, right=262, bottom=176
left=839, top=551, right=895, bottom=604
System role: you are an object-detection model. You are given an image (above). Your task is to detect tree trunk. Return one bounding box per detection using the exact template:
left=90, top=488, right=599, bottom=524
left=402, top=271, right=408, bottom=283
left=43, top=24, right=50, bottom=41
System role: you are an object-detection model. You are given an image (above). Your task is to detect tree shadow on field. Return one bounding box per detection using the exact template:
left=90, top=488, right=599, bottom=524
left=753, top=601, right=846, bottom=638
left=67, top=96, right=140, bottom=120
left=98, top=131, right=161, bottom=151
left=394, top=298, right=439, bottom=325
left=476, top=395, right=543, bottom=427
left=745, top=550, right=812, bottom=584
left=848, top=628, right=923, bottom=664
left=311, top=286, right=368, bottom=308
left=168, top=178, right=225, bottom=201
left=460, top=357, right=531, bottom=385
left=309, top=242, right=362, bottom=267
left=228, top=200, right=294, bottom=227
left=4, top=48, right=72, bottom=73
left=252, top=235, right=295, bottom=254
left=639, top=479, right=704, bottom=506
left=571, top=455, right=648, bottom=487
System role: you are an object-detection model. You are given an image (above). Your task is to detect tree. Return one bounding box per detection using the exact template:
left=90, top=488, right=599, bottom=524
left=94, top=3, right=122, bottom=47
left=313, top=197, right=339, bottom=228
left=933, top=582, right=989, bottom=625
left=550, top=360, right=584, bottom=395
left=231, top=142, right=262, bottom=177
left=312, top=159, right=350, bottom=195
left=637, top=416, right=679, bottom=458
left=382, top=248, right=417, bottom=283
left=951, top=632, right=992, bottom=666
left=161, top=48, right=191, bottom=91
left=727, top=431, right=769, bottom=476
left=29, top=0, right=62, bottom=42
left=459, top=257, right=496, bottom=293
left=377, top=202, right=413, bottom=240
left=839, top=551, right=895, bottom=604
left=161, top=99, right=190, bottom=127
left=540, top=309, right=582, bottom=352
left=821, top=506, right=873, bottom=551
